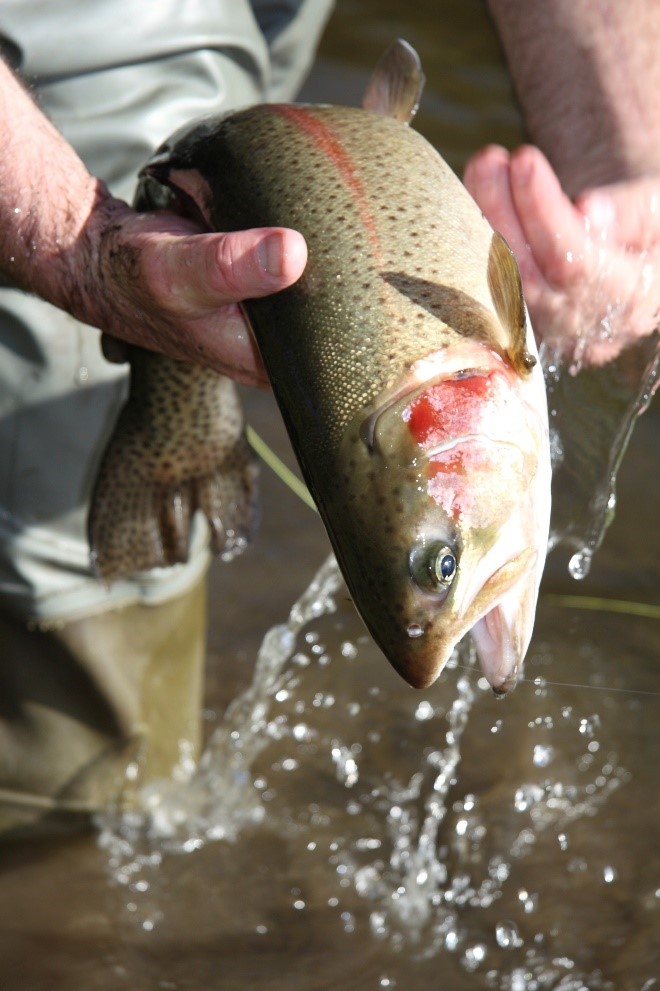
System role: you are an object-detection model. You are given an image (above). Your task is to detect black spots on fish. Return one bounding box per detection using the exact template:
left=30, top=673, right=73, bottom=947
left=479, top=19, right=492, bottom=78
left=89, top=355, right=258, bottom=581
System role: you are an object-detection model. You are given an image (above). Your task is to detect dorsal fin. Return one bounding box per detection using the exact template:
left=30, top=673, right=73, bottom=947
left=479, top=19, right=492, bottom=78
left=362, top=39, right=425, bottom=124
left=487, top=232, right=537, bottom=375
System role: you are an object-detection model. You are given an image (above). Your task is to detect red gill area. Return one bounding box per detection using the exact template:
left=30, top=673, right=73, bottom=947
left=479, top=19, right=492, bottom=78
left=272, top=105, right=382, bottom=260
left=405, top=371, right=496, bottom=449
left=411, top=370, right=522, bottom=522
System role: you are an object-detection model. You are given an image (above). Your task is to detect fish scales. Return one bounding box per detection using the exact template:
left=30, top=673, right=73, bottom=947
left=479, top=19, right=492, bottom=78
left=90, top=41, right=551, bottom=693
left=169, top=105, right=501, bottom=461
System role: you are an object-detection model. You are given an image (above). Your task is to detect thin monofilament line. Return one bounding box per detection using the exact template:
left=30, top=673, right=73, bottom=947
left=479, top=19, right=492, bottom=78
left=453, top=661, right=660, bottom=698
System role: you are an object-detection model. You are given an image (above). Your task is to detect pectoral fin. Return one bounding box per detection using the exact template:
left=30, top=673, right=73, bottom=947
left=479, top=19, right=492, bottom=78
left=362, top=39, right=425, bottom=124
left=487, top=232, right=537, bottom=376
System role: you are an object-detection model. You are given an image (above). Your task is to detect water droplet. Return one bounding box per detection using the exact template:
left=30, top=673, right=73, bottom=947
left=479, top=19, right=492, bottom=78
left=579, top=715, right=600, bottom=736
left=568, top=548, right=592, bottom=580
left=533, top=744, right=554, bottom=767
left=355, top=865, right=384, bottom=898
left=517, top=888, right=538, bottom=913
left=331, top=745, right=359, bottom=787
left=292, top=899, right=306, bottom=910
left=444, top=929, right=460, bottom=951
left=603, top=865, right=617, bottom=884
left=406, top=623, right=424, bottom=638
left=514, top=784, right=544, bottom=812
left=414, top=700, right=435, bottom=721
left=495, top=920, right=522, bottom=949
left=463, top=943, right=487, bottom=971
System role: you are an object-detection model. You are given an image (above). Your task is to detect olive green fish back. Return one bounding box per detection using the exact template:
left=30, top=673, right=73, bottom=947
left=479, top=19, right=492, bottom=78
left=181, top=106, right=502, bottom=460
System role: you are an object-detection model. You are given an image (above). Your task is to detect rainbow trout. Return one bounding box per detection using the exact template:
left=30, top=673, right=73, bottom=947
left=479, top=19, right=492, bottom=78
left=90, top=41, right=551, bottom=693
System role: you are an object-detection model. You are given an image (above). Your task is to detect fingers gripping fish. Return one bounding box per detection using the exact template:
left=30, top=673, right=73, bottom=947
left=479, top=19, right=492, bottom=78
left=90, top=41, right=551, bottom=694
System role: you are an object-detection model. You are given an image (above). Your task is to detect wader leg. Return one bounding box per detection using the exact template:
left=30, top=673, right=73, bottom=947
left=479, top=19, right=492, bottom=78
left=0, top=575, right=206, bottom=837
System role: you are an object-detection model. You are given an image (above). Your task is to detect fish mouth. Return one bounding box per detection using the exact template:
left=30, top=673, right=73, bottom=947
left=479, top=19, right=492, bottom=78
left=466, top=550, right=539, bottom=694
left=470, top=605, right=522, bottom=694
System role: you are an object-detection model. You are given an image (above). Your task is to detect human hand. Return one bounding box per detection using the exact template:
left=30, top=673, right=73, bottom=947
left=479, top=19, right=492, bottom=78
left=0, top=59, right=306, bottom=387
left=83, top=197, right=307, bottom=386
left=464, top=144, right=660, bottom=368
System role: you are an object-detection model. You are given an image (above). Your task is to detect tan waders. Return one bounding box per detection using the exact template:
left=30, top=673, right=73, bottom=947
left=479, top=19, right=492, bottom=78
left=0, top=576, right=206, bottom=836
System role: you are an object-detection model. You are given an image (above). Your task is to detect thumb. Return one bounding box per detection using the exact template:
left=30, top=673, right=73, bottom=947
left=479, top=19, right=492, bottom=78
left=153, top=226, right=308, bottom=310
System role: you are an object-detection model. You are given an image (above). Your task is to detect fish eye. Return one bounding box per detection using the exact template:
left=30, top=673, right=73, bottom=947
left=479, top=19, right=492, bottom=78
left=409, top=542, right=458, bottom=595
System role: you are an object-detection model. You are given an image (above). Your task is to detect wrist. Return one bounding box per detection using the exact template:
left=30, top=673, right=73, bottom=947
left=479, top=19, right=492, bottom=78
left=55, top=182, right=134, bottom=330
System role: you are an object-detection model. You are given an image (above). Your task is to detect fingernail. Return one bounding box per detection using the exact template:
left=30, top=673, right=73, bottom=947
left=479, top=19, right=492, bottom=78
left=257, top=232, right=284, bottom=278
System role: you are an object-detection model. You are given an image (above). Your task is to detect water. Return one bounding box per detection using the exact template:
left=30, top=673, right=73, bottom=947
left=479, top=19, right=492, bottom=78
left=1, top=2, right=658, bottom=989
left=4, top=547, right=656, bottom=989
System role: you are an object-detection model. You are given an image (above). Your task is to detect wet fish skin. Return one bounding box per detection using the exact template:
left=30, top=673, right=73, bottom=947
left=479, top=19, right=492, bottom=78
left=142, top=74, right=550, bottom=693
left=89, top=344, right=258, bottom=582
left=89, top=40, right=550, bottom=691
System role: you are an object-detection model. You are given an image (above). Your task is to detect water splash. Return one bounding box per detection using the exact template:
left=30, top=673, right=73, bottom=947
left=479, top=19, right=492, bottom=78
left=97, top=554, right=342, bottom=857
left=95, top=553, right=636, bottom=983
left=543, top=330, right=659, bottom=578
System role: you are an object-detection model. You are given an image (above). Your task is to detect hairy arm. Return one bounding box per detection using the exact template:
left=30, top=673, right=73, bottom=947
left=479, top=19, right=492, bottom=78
left=485, top=0, right=660, bottom=195
left=465, top=0, right=660, bottom=366
left=0, top=59, right=307, bottom=384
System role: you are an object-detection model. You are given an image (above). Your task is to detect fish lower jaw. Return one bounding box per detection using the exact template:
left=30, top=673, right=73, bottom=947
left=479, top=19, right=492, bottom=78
left=470, top=607, right=523, bottom=695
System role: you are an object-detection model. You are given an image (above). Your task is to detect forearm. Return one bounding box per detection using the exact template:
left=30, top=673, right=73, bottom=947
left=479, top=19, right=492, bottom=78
left=0, top=59, right=130, bottom=324
left=486, top=0, right=660, bottom=196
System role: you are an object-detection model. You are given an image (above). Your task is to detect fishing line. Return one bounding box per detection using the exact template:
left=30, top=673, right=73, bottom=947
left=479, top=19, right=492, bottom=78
left=450, top=661, right=660, bottom=699
left=542, top=593, right=660, bottom=621
left=246, top=425, right=318, bottom=513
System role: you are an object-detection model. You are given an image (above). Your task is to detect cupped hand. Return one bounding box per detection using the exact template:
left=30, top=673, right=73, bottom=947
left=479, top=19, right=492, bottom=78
left=83, top=199, right=307, bottom=386
left=463, top=144, right=660, bottom=368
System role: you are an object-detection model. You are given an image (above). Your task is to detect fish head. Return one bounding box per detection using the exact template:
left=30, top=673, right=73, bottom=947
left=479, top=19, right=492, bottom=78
left=334, top=346, right=550, bottom=694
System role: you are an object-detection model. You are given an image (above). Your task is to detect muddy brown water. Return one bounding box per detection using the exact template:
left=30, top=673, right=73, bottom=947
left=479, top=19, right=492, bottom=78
left=1, top=3, right=658, bottom=989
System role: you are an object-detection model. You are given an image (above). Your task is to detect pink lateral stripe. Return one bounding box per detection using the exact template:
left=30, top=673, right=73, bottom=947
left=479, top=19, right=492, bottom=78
left=273, top=105, right=382, bottom=259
